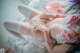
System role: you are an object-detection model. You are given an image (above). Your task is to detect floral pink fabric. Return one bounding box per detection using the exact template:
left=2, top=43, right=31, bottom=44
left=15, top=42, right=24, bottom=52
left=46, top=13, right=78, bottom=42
left=61, top=15, right=80, bottom=43
left=46, top=1, right=64, bottom=13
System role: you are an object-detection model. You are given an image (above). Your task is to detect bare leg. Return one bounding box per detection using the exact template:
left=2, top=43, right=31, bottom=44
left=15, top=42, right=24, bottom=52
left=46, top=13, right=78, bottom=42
left=21, top=22, right=45, bottom=39
left=52, top=44, right=72, bottom=53
left=29, top=11, right=40, bottom=20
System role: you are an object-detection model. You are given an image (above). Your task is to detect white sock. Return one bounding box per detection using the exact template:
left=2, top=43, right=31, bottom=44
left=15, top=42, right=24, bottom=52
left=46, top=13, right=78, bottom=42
left=18, top=6, right=42, bottom=18
left=4, top=21, right=32, bottom=41
left=4, top=21, right=22, bottom=36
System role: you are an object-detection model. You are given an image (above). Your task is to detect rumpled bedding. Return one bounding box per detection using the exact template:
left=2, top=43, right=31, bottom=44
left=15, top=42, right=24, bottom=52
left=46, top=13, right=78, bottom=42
left=8, top=36, right=48, bottom=53
left=7, top=0, right=78, bottom=53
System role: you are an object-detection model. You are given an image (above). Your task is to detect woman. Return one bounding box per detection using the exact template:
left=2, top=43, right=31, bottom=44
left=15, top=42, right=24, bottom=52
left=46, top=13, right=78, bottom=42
left=43, top=2, right=80, bottom=53
left=4, top=1, right=80, bottom=53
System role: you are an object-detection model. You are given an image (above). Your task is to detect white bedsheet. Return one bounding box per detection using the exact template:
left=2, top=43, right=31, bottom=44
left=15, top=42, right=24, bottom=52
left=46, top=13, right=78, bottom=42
left=8, top=35, right=48, bottom=53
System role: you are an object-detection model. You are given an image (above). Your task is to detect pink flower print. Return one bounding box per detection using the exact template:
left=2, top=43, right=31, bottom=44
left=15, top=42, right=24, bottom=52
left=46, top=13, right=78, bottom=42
left=62, top=30, right=76, bottom=41
left=67, top=16, right=77, bottom=24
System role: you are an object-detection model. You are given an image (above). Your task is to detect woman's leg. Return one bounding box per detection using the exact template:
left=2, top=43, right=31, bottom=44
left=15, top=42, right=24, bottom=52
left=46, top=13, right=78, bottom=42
left=18, top=6, right=42, bottom=20
left=4, top=21, right=44, bottom=39
left=21, top=22, right=45, bottom=39
left=52, top=44, right=72, bottom=53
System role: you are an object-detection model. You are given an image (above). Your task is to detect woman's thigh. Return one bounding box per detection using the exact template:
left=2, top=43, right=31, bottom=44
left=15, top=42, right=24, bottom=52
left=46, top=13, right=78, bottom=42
left=49, top=23, right=64, bottom=39
left=21, top=22, right=45, bottom=39
left=52, top=44, right=72, bottom=53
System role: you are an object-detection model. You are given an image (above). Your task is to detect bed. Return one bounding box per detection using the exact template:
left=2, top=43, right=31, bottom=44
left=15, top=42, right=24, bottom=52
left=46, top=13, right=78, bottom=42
left=6, top=0, right=78, bottom=53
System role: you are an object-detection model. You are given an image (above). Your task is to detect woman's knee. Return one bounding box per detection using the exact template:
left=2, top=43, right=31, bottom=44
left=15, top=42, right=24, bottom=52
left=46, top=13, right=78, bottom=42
left=21, top=22, right=34, bottom=35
